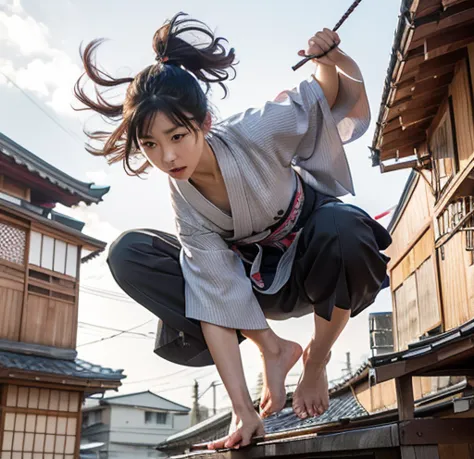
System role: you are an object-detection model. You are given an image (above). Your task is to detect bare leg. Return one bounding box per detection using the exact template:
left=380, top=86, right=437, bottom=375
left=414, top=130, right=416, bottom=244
left=242, top=328, right=302, bottom=417
left=292, top=307, right=350, bottom=419
left=201, top=322, right=264, bottom=450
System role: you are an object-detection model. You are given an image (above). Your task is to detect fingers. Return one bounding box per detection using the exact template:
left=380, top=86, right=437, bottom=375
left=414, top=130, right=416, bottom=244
left=207, top=437, right=227, bottom=450
left=306, top=28, right=340, bottom=58
left=224, top=430, right=243, bottom=449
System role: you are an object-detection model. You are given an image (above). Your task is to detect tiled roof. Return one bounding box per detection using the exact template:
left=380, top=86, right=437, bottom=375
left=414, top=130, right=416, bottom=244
left=263, top=390, right=367, bottom=434
left=0, top=132, right=109, bottom=206
left=158, top=390, right=367, bottom=452
left=0, top=350, right=125, bottom=381
left=370, top=317, right=474, bottom=368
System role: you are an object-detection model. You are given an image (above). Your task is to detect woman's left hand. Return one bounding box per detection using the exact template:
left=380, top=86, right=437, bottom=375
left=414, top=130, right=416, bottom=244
left=298, top=28, right=341, bottom=66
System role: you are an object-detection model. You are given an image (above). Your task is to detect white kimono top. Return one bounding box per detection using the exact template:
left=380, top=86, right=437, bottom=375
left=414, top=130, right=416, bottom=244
left=169, top=74, right=370, bottom=330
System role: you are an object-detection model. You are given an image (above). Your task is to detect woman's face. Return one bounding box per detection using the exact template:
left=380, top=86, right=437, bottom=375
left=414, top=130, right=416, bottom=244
left=138, top=111, right=209, bottom=180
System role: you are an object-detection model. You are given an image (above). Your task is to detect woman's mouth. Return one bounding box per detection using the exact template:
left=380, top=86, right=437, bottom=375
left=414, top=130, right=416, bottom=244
left=169, top=166, right=187, bottom=177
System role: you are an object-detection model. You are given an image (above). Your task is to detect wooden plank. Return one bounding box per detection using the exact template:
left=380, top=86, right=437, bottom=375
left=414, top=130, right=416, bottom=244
left=20, top=294, right=76, bottom=348
left=396, top=375, right=415, bottom=420
left=438, top=444, right=471, bottom=459
left=416, top=256, right=442, bottom=335
left=425, top=22, right=474, bottom=60
left=412, top=72, right=454, bottom=97
left=413, top=3, right=474, bottom=48
left=387, top=88, right=447, bottom=118
left=400, top=419, right=474, bottom=445
left=450, top=59, right=474, bottom=169
left=399, top=106, right=439, bottom=129
left=381, top=133, right=427, bottom=154
left=0, top=282, right=23, bottom=341
left=438, top=232, right=470, bottom=330
left=380, top=145, right=419, bottom=162
left=382, top=127, right=426, bottom=148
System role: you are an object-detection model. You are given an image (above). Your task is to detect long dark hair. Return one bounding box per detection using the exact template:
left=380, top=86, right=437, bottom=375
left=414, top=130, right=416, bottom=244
left=74, top=12, right=237, bottom=175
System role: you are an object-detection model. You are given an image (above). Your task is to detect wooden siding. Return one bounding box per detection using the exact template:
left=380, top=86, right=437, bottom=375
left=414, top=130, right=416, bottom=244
left=0, top=268, right=23, bottom=342
left=387, top=174, right=434, bottom=263
left=469, top=44, right=474, bottom=104
left=438, top=232, right=471, bottom=330
left=450, top=59, right=474, bottom=170
left=20, top=294, right=76, bottom=349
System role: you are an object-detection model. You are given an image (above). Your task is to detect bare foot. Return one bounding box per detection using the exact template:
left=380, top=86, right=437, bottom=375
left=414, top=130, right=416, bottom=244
left=292, top=345, right=331, bottom=419
left=259, top=338, right=302, bottom=417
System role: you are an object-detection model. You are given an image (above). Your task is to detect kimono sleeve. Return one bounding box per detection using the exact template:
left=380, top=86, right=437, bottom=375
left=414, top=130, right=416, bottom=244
left=175, top=218, right=269, bottom=330
left=226, top=74, right=370, bottom=166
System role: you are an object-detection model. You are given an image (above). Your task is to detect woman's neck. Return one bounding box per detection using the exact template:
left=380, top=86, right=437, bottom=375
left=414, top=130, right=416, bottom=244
left=190, top=139, right=221, bottom=185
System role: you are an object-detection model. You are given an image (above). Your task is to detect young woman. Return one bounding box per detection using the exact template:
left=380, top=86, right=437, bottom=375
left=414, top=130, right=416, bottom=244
left=75, top=12, right=391, bottom=450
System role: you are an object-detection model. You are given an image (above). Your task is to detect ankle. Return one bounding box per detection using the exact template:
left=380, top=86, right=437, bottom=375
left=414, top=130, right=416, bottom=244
left=305, top=342, right=331, bottom=365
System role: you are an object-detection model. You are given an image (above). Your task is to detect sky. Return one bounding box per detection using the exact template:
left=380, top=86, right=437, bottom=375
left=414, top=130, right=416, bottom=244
left=0, top=0, right=410, bottom=413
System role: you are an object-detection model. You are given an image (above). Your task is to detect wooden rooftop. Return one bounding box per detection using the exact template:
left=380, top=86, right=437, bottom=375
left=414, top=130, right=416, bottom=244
left=371, top=0, right=474, bottom=171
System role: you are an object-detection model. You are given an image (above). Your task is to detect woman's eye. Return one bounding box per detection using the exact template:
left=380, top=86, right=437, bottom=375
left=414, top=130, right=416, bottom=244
left=143, top=142, right=156, bottom=148
left=172, top=133, right=186, bottom=141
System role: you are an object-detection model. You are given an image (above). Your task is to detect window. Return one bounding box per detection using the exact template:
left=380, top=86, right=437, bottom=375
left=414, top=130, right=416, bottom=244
left=0, top=222, right=26, bottom=265
left=144, top=411, right=168, bottom=425
left=1, top=385, right=79, bottom=459
left=28, top=231, right=78, bottom=277
left=430, top=99, right=458, bottom=197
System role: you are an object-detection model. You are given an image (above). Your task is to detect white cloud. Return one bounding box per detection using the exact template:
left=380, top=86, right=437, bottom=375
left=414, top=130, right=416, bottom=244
left=85, top=170, right=109, bottom=185
left=0, top=0, right=81, bottom=115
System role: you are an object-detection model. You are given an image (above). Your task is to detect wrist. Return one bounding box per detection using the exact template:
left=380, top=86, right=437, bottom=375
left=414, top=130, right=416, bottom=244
left=233, top=399, right=256, bottom=417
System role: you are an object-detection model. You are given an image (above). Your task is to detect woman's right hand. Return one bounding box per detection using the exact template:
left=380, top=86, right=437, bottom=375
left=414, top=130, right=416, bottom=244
left=207, top=408, right=264, bottom=450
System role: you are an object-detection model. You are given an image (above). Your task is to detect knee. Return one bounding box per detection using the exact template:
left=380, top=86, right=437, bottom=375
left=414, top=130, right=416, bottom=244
left=107, top=230, right=143, bottom=280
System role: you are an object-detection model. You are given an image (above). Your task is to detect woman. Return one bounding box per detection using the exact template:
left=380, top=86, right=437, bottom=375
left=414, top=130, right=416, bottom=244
left=75, top=12, right=391, bottom=450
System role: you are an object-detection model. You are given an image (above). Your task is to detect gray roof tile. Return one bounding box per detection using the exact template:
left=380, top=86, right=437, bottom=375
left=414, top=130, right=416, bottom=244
left=0, top=351, right=125, bottom=381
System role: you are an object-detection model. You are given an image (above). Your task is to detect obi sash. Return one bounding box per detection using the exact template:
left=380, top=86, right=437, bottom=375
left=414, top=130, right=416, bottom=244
left=229, top=175, right=305, bottom=294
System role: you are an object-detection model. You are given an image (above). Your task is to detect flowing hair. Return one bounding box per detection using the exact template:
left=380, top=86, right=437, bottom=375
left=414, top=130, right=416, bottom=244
left=74, top=12, right=237, bottom=175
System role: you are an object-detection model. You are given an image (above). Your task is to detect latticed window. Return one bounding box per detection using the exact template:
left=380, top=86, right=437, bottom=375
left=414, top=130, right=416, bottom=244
left=0, top=222, right=26, bottom=265
left=1, top=384, right=81, bottom=459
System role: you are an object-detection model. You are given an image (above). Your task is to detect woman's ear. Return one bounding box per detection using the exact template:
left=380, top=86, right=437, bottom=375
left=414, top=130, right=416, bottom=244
left=202, top=112, right=212, bottom=135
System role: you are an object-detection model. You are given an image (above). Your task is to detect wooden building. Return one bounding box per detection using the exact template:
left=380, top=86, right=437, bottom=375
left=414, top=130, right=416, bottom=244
left=157, top=0, right=474, bottom=457
left=0, top=132, right=125, bottom=459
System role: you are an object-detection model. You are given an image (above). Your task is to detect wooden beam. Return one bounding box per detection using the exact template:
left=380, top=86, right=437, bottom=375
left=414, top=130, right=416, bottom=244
left=382, top=127, right=426, bottom=147
left=415, top=48, right=466, bottom=80
left=380, top=145, right=420, bottom=161
left=388, top=87, right=446, bottom=115
left=399, top=106, right=439, bottom=128
left=399, top=419, right=474, bottom=445
left=381, top=132, right=426, bottom=153
left=396, top=375, right=415, bottom=421
left=381, top=159, right=419, bottom=173
left=412, top=72, right=454, bottom=98
left=384, top=117, right=402, bottom=134
left=425, top=22, right=474, bottom=60
left=412, top=3, right=474, bottom=47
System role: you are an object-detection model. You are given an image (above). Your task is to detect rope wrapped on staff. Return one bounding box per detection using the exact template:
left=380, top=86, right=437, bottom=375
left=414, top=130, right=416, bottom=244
left=292, top=0, right=363, bottom=71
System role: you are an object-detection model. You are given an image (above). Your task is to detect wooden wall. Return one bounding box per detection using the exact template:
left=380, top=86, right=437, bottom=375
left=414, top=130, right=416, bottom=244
left=438, top=232, right=474, bottom=330
left=450, top=60, right=474, bottom=170
left=0, top=213, right=81, bottom=350
left=386, top=174, right=434, bottom=262
left=390, top=226, right=440, bottom=351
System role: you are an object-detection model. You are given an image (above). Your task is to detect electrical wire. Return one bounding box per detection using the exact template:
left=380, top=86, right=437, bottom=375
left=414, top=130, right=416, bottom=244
left=77, top=319, right=153, bottom=347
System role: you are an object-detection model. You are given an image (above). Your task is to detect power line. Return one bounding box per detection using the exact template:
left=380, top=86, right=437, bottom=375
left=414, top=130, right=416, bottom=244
left=78, top=321, right=155, bottom=339
left=0, top=70, right=85, bottom=147
left=77, top=319, right=153, bottom=347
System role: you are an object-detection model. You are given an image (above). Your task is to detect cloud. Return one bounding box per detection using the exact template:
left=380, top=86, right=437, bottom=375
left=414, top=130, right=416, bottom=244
left=85, top=170, right=109, bottom=185
left=0, top=0, right=81, bottom=115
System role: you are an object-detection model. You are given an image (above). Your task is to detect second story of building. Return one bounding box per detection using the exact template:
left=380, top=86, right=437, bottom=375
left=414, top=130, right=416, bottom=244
left=82, top=391, right=191, bottom=446
left=0, top=132, right=110, bottom=353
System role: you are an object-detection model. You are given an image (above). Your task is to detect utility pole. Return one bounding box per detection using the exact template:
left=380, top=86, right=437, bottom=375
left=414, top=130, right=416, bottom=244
left=345, top=352, right=352, bottom=377
left=191, top=380, right=200, bottom=425
left=211, top=381, right=217, bottom=415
